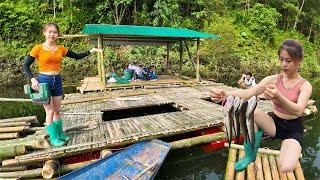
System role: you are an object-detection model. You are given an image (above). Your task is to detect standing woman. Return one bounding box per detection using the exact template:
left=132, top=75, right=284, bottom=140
left=211, top=39, right=312, bottom=172
left=23, top=22, right=101, bottom=147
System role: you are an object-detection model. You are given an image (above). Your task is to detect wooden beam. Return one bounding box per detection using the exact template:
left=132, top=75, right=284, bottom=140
left=196, top=38, right=200, bottom=82
left=100, top=35, right=106, bottom=87
left=166, top=43, right=170, bottom=74
left=179, top=41, right=183, bottom=77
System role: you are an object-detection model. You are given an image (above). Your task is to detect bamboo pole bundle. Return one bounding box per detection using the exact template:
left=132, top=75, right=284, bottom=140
left=42, top=160, right=58, bottom=179
left=269, top=155, right=280, bottom=180
left=235, top=150, right=245, bottom=180
left=0, top=145, right=26, bottom=158
left=0, top=133, right=19, bottom=140
left=262, top=154, right=272, bottom=180
left=224, top=148, right=237, bottom=180
left=0, top=122, right=30, bottom=128
left=255, top=154, right=264, bottom=180
left=294, top=161, right=305, bottom=180
left=0, top=116, right=37, bottom=124
left=0, top=126, right=29, bottom=133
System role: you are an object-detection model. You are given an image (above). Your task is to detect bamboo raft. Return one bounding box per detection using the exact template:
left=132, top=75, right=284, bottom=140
left=224, top=143, right=305, bottom=180
left=0, top=82, right=317, bottom=179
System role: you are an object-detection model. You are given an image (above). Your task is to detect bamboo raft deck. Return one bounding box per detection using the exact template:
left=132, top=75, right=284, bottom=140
left=0, top=82, right=316, bottom=178
left=225, top=143, right=305, bottom=180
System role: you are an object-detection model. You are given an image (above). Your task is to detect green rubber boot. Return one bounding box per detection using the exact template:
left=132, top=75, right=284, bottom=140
left=53, top=119, right=71, bottom=141
left=46, top=124, right=64, bottom=147
left=235, top=128, right=263, bottom=171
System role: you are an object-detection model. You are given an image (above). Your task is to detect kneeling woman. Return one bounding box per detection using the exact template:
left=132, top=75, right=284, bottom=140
left=210, top=39, right=312, bottom=173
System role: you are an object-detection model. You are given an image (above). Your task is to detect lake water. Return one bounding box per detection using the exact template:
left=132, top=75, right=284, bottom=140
left=0, top=85, right=319, bottom=179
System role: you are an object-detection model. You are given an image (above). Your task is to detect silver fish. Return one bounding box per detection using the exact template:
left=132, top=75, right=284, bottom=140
left=224, top=95, right=234, bottom=147
left=238, top=98, right=248, bottom=139
left=232, top=97, right=241, bottom=140
left=246, top=96, right=258, bottom=149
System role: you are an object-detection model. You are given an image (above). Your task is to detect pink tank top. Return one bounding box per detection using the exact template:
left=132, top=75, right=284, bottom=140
left=274, top=74, right=306, bottom=115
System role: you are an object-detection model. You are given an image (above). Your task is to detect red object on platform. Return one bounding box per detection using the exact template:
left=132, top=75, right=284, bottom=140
left=196, top=127, right=245, bottom=153
left=63, top=151, right=100, bottom=165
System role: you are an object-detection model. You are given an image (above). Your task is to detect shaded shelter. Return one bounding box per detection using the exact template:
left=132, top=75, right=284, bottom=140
left=62, top=24, right=219, bottom=88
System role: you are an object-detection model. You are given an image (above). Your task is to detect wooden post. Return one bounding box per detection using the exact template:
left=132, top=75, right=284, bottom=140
left=294, top=161, right=305, bottom=180
left=97, top=35, right=106, bottom=87
left=42, top=160, right=58, bottom=179
left=179, top=41, right=183, bottom=77
left=196, top=38, right=200, bottom=82
left=235, top=150, right=245, bottom=180
left=97, top=37, right=101, bottom=82
left=269, top=155, right=280, bottom=180
left=262, top=154, right=272, bottom=180
left=224, top=148, right=237, bottom=180
left=166, top=43, right=170, bottom=74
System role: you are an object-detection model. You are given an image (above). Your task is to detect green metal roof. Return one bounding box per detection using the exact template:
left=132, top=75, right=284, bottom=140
left=81, top=24, right=219, bottom=45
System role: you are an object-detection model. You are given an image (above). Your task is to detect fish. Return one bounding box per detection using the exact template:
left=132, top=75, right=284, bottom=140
left=245, top=96, right=258, bottom=149
left=238, top=98, right=248, bottom=140
left=223, top=95, right=234, bottom=147
left=232, top=97, right=241, bottom=141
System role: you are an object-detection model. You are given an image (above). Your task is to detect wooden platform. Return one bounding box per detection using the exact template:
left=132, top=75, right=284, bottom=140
left=225, top=144, right=305, bottom=180
left=76, top=75, right=189, bottom=93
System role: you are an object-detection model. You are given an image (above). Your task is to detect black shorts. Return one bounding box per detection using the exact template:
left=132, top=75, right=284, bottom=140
left=269, top=113, right=304, bottom=146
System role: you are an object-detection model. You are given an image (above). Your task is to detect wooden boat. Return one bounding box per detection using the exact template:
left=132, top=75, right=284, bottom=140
left=57, top=139, right=171, bottom=180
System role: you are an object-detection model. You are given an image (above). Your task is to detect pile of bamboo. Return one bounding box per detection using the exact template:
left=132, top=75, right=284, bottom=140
left=0, top=116, right=41, bottom=140
left=225, top=143, right=305, bottom=180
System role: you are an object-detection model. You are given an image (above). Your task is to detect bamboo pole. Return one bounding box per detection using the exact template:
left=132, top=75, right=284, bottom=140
left=276, top=156, right=288, bottom=180
left=255, top=154, right=264, bottom=180
left=99, top=35, right=106, bottom=87
left=56, top=160, right=97, bottom=174
left=0, top=133, right=19, bottom=140
left=171, top=132, right=226, bottom=149
left=0, top=126, right=29, bottom=133
left=269, top=155, right=280, bottom=180
left=0, top=98, right=32, bottom=102
left=23, top=127, right=44, bottom=133
left=100, top=149, right=112, bottom=158
left=225, top=143, right=302, bottom=158
left=0, top=145, right=26, bottom=158
left=294, top=161, right=305, bottom=180
left=286, top=172, right=296, bottom=180
left=0, top=168, right=43, bottom=178
left=0, top=166, right=26, bottom=172
left=179, top=41, right=183, bottom=77
left=246, top=161, right=255, bottom=180
left=235, top=150, right=245, bottom=180
left=224, top=148, right=237, bottom=180
left=0, top=116, right=37, bottom=123
left=0, top=122, right=30, bottom=127
left=42, top=160, right=58, bottom=179
left=262, top=154, right=272, bottom=180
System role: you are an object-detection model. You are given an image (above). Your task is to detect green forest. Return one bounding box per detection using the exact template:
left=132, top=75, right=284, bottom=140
left=0, top=0, right=319, bottom=87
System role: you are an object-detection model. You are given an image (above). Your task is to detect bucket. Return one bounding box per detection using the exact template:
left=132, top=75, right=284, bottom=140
left=124, top=70, right=133, bottom=80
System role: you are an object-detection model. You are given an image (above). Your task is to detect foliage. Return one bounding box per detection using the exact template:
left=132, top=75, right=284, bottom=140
left=0, top=0, right=319, bottom=88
